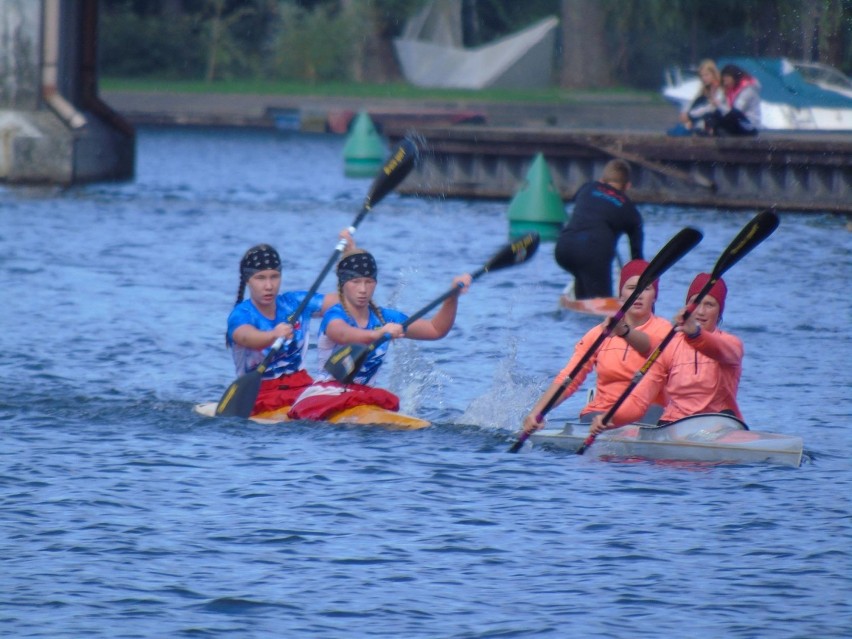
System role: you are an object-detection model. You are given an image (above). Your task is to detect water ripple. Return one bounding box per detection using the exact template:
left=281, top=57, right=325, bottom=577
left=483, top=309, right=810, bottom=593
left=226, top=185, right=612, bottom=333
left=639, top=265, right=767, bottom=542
left=1, top=128, right=850, bottom=639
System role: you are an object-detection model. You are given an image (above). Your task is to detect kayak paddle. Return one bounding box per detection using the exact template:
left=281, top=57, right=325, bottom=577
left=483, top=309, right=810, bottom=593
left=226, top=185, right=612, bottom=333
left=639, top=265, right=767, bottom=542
left=215, top=138, right=419, bottom=417
left=575, top=209, right=780, bottom=455
left=507, top=226, right=704, bottom=453
left=324, top=232, right=541, bottom=385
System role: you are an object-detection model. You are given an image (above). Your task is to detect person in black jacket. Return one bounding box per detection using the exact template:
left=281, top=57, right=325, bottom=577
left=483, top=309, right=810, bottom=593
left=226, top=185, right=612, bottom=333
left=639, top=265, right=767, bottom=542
left=554, top=159, right=644, bottom=299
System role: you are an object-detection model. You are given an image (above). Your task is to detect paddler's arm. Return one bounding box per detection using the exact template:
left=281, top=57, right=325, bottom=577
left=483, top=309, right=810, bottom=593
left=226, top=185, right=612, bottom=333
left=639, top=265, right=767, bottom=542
left=232, top=322, right=293, bottom=350
left=522, top=324, right=604, bottom=433
left=613, top=317, right=652, bottom=356
left=405, top=273, right=472, bottom=340
left=318, top=292, right=340, bottom=315
left=325, top=318, right=404, bottom=345
left=522, top=376, right=575, bottom=434
left=590, top=350, right=670, bottom=432
left=679, top=321, right=743, bottom=365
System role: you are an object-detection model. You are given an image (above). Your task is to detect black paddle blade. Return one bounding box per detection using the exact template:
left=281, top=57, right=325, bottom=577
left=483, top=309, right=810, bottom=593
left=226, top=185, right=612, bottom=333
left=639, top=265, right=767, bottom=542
left=214, top=370, right=262, bottom=418
left=483, top=232, right=540, bottom=274
left=713, top=209, right=779, bottom=277
left=507, top=433, right=529, bottom=454
left=364, top=138, right=419, bottom=210
left=324, top=343, right=372, bottom=384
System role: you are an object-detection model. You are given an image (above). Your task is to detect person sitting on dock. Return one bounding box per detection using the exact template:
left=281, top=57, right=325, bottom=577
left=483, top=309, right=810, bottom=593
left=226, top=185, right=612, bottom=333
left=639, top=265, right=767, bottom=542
left=706, top=64, right=761, bottom=136
left=287, top=249, right=472, bottom=421
left=588, top=273, right=744, bottom=437
left=668, top=59, right=725, bottom=136
left=554, top=159, right=644, bottom=300
left=521, top=260, right=671, bottom=436
left=226, top=235, right=351, bottom=416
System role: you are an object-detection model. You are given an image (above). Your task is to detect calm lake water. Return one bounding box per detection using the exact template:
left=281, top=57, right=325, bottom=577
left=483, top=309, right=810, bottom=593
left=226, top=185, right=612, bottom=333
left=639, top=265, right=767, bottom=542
left=1, top=126, right=850, bottom=638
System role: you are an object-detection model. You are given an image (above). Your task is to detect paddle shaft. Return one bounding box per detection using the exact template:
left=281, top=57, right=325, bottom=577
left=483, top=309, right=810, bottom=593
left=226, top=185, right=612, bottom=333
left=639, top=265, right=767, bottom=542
left=575, top=210, right=779, bottom=455
left=257, top=140, right=418, bottom=371
left=507, top=226, right=703, bottom=454
left=257, top=210, right=370, bottom=374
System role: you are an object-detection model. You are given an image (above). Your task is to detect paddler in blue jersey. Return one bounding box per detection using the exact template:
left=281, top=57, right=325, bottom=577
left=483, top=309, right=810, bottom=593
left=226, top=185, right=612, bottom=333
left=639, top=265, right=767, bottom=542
left=226, top=233, right=352, bottom=415
left=287, top=248, right=472, bottom=421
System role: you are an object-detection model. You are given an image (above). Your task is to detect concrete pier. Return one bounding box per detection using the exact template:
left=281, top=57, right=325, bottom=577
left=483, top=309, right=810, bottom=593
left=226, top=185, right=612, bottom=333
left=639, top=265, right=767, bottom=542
left=0, top=0, right=133, bottom=185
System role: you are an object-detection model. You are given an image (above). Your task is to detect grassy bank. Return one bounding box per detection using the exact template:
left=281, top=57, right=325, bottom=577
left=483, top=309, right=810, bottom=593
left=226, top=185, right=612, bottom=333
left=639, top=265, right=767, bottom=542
left=100, top=78, right=662, bottom=104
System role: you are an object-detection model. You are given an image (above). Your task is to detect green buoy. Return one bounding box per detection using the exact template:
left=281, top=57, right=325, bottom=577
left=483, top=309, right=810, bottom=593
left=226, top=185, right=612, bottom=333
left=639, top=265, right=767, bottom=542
left=343, top=111, right=386, bottom=178
left=506, top=153, right=565, bottom=241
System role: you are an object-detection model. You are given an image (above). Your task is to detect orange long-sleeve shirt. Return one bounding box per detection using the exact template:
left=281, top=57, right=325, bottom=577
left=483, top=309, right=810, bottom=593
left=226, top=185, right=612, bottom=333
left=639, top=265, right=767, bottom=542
left=609, top=327, right=744, bottom=426
left=555, top=315, right=672, bottom=417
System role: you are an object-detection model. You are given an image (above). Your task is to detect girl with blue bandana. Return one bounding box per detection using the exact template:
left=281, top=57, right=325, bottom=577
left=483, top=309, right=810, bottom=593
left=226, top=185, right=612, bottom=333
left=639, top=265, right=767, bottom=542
left=226, top=232, right=353, bottom=415
left=287, top=249, right=472, bottom=421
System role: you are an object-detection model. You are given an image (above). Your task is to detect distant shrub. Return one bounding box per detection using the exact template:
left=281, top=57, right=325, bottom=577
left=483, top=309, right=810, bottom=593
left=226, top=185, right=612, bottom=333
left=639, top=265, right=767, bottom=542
left=100, top=11, right=206, bottom=79
left=267, top=4, right=359, bottom=83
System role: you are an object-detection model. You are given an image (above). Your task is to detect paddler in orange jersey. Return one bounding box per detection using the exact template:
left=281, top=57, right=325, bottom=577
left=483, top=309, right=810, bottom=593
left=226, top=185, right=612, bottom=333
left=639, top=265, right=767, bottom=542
left=521, top=260, right=671, bottom=435
left=589, top=273, right=744, bottom=437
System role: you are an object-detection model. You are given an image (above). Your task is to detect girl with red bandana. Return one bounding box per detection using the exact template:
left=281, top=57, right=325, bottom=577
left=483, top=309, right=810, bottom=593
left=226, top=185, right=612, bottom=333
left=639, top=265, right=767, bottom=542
left=589, top=273, right=744, bottom=437
left=521, top=260, right=671, bottom=435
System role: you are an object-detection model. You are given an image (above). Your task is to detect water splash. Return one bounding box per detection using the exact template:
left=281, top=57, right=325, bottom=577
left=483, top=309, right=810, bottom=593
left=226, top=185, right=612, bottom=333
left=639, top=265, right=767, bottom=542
left=458, top=337, right=543, bottom=432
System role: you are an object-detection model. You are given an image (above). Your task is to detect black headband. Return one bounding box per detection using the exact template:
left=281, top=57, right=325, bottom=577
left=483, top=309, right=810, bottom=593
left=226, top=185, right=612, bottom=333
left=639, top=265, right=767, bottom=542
left=240, top=244, right=281, bottom=278
left=337, top=252, right=378, bottom=284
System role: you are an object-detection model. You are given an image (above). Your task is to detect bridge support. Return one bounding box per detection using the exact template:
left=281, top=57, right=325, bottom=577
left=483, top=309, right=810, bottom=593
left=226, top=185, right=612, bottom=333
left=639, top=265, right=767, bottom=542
left=0, top=0, right=134, bottom=185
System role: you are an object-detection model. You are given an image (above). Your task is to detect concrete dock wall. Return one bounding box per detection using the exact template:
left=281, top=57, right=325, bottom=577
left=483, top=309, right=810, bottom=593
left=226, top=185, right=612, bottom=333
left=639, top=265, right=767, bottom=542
left=384, top=125, right=852, bottom=214
left=0, top=0, right=134, bottom=185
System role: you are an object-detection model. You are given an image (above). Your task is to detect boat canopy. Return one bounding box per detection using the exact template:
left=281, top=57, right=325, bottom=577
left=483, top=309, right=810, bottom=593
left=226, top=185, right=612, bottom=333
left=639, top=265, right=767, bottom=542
left=721, top=57, right=852, bottom=109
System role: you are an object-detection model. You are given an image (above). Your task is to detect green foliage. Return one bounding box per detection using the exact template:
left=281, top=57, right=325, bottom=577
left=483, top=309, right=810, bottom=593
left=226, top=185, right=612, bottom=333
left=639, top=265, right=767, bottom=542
left=99, top=0, right=851, bottom=87
left=268, top=4, right=357, bottom=82
left=99, top=10, right=207, bottom=78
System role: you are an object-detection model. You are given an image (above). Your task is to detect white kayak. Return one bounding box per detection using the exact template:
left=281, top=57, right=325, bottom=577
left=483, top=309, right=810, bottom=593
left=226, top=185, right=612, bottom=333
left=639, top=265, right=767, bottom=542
left=194, top=402, right=430, bottom=430
left=529, top=414, right=804, bottom=467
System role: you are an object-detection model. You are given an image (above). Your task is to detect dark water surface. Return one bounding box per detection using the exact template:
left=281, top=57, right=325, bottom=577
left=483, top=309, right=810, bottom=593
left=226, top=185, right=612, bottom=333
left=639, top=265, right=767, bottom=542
left=1, top=127, right=850, bottom=638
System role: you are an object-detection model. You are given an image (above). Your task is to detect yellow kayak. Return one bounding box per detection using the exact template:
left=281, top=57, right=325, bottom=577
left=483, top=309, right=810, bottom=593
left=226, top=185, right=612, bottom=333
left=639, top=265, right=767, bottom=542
left=193, top=402, right=430, bottom=430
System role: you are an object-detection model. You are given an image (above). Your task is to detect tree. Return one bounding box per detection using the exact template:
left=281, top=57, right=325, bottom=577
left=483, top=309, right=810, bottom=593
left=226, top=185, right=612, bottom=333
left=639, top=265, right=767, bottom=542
left=560, top=0, right=611, bottom=88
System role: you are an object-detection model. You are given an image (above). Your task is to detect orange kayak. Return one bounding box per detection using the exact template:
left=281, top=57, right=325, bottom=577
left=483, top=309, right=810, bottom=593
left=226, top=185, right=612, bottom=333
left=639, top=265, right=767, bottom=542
left=559, top=296, right=621, bottom=316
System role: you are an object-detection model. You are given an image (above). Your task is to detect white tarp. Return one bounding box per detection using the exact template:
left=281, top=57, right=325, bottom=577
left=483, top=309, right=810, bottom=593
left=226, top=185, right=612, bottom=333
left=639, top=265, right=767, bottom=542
left=394, top=0, right=558, bottom=89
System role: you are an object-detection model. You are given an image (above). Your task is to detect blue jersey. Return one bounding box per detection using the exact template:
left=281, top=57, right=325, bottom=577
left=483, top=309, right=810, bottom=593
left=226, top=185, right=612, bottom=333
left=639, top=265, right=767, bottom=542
left=317, top=304, right=408, bottom=385
left=227, top=290, right=324, bottom=379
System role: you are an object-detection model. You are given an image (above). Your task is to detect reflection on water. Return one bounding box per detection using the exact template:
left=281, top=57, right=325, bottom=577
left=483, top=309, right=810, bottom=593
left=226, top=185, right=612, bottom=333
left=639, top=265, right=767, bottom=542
left=0, top=126, right=850, bottom=638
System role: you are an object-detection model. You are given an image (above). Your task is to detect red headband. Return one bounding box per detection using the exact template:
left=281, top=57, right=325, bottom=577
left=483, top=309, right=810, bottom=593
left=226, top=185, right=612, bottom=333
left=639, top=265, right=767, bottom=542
left=686, top=273, right=727, bottom=316
left=619, top=259, right=659, bottom=298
